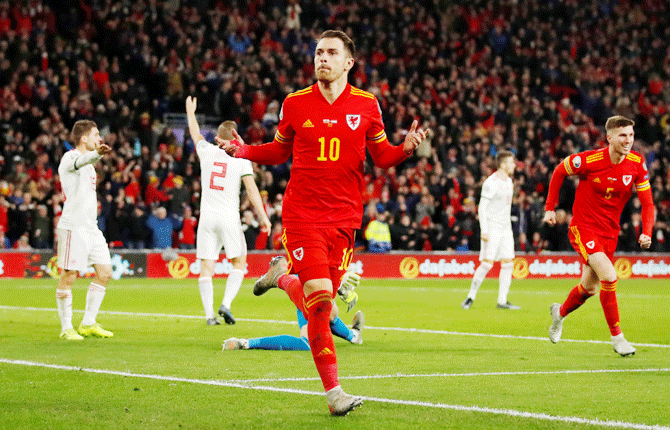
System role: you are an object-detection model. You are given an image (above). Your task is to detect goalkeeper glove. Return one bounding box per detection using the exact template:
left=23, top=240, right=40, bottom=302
left=338, top=270, right=360, bottom=312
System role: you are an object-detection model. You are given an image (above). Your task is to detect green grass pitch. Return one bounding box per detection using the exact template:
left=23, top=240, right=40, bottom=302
left=1, top=276, right=669, bottom=429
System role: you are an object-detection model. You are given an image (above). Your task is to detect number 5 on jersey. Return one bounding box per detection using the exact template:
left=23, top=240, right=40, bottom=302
left=210, top=161, right=227, bottom=190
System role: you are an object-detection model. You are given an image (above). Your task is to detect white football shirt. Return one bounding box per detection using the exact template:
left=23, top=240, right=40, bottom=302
left=196, top=140, right=253, bottom=217
left=478, top=171, right=513, bottom=234
left=57, top=149, right=101, bottom=230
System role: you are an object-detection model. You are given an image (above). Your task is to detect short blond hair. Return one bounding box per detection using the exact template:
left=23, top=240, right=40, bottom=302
left=71, top=120, right=97, bottom=145
left=217, top=121, right=237, bottom=140
left=605, top=115, right=634, bottom=132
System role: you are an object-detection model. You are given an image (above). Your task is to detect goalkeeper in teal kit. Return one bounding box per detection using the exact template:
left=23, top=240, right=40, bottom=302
left=223, top=267, right=364, bottom=350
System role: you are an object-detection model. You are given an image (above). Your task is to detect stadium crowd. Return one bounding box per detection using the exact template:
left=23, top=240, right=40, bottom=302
left=0, top=0, right=669, bottom=253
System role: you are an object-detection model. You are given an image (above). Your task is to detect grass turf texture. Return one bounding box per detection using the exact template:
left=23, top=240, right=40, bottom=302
left=1, top=277, right=669, bottom=429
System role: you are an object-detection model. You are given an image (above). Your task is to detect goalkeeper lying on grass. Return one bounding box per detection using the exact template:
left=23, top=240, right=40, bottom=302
left=223, top=259, right=363, bottom=350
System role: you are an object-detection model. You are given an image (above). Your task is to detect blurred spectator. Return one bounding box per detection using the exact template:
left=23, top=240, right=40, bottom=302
left=0, top=225, right=9, bottom=248
left=31, top=204, right=52, bottom=249
left=365, top=208, right=392, bottom=253
left=146, top=207, right=174, bottom=249
left=390, top=214, right=419, bottom=250
left=179, top=205, right=197, bottom=250
left=167, top=175, right=190, bottom=215
left=126, top=206, right=148, bottom=249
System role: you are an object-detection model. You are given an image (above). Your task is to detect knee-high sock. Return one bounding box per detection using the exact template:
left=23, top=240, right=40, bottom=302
left=497, top=262, right=513, bottom=305
left=330, top=316, right=354, bottom=342
left=467, top=261, right=493, bottom=300
left=198, top=277, right=215, bottom=320
left=305, top=291, right=338, bottom=392
left=249, top=335, right=310, bottom=351
left=600, top=280, right=622, bottom=336
left=278, top=274, right=306, bottom=315
left=222, top=269, right=244, bottom=309
left=56, top=288, right=73, bottom=331
left=560, top=283, right=595, bottom=317
left=81, top=282, right=106, bottom=326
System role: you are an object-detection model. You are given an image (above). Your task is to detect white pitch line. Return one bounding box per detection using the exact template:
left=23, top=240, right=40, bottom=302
left=0, top=358, right=668, bottom=430
left=232, top=367, right=670, bottom=383
left=1, top=305, right=669, bottom=348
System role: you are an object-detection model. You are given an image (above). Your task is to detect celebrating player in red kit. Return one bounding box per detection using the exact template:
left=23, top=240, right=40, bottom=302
left=543, top=115, right=654, bottom=356
left=218, top=30, right=428, bottom=415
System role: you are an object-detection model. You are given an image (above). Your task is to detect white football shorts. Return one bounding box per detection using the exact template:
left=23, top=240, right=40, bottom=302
left=57, top=227, right=112, bottom=271
left=196, top=214, right=246, bottom=260
left=479, top=229, right=515, bottom=261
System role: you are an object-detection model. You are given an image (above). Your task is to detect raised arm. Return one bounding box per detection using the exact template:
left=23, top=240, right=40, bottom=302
left=185, top=96, right=205, bottom=143
left=242, top=175, right=272, bottom=231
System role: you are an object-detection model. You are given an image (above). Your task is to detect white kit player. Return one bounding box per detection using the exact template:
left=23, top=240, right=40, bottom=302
left=462, top=150, right=520, bottom=310
left=56, top=120, right=114, bottom=340
left=186, top=96, right=272, bottom=325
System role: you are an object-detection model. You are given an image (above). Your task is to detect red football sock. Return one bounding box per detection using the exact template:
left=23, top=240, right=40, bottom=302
left=305, top=290, right=339, bottom=391
left=560, top=283, right=594, bottom=317
left=600, top=280, right=622, bottom=336
left=278, top=274, right=305, bottom=314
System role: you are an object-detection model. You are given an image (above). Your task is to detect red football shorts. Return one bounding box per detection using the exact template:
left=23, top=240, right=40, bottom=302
left=568, top=225, right=618, bottom=264
left=282, top=227, right=355, bottom=297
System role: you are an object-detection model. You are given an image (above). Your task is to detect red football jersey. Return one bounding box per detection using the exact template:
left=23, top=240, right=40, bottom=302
left=244, top=83, right=407, bottom=229
left=559, top=148, right=650, bottom=238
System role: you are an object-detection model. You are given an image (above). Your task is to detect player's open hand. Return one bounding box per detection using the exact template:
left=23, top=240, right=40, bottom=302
left=402, top=120, right=429, bottom=155
left=542, top=210, right=556, bottom=225
left=96, top=142, right=112, bottom=156
left=215, top=129, right=247, bottom=156
left=638, top=234, right=652, bottom=249
left=185, top=96, right=197, bottom=114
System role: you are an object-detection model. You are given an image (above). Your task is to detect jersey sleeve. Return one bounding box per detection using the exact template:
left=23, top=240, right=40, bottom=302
left=478, top=179, right=494, bottom=234
left=239, top=100, right=293, bottom=165
left=240, top=159, right=253, bottom=176
left=196, top=139, right=212, bottom=156
left=561, top=153, right=585, bottom=176
left=480, top=177, right=496, bottom=200
left=544, top=158, right=570, bottom=211
left=635, top=158, right=655, bottom=236
left=60, top=150, right=101, bottom=172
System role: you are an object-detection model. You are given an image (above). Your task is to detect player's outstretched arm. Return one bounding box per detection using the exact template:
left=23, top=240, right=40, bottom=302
left=368, top=121, right=430, bottom=169
left=242, top=175, right=272, bottom=231
left=65, top=144, right=109, bottom=172
left=543, top=161, right=570, bottom=221
left=216, top=130, right=293, bottom=165
left=185, top=96, right=205, bottom=143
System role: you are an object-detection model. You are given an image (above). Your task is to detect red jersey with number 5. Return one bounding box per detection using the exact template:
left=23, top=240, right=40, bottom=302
left=245, top=83, right=408, bottom=229
left=559, top=148, right=650, bottom=238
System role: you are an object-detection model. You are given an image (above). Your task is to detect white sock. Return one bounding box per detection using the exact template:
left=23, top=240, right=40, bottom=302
left=81, top=282, right=106, bottom=326
left=498, top=262, right=514, bottom=305
left=198, top=277, right=215, bottom=320
left=56, top=288, right=73, bottom=331
left=467, top=261, right=493, bottom=300
left=222, top=269, right=244, bottom=309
